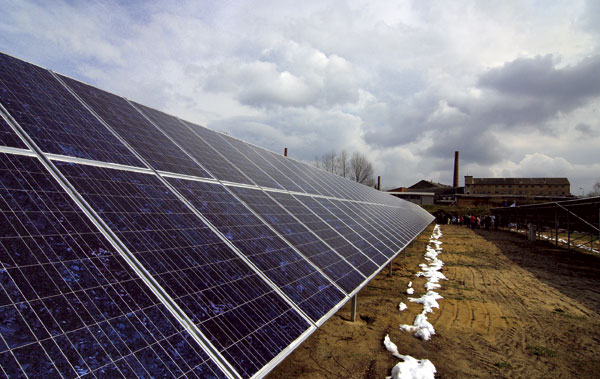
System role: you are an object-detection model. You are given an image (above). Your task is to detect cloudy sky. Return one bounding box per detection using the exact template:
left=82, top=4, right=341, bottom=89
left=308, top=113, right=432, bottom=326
left=1, top=0, right=599, bottom=193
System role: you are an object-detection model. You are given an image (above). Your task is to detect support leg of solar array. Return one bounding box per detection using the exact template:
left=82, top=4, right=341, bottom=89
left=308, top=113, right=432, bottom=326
left=351, top=294, right=357, bottom=322
left=388, top=261, right=393, bottom=277
left=555, top=211, right=558, bottom=247
left=567, top=210, right=571, bottom=251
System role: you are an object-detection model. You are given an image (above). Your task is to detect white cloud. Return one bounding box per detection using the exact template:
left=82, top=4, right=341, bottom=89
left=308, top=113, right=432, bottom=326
left=0, top=0, right=599, bottom=192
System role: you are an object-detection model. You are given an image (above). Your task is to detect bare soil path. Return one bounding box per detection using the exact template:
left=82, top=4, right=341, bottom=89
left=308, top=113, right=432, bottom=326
left=267, top=224, right=600, bottom=378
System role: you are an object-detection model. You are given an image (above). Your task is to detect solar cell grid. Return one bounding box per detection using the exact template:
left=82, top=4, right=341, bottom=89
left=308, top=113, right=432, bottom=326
left=356, top=203, right=408, bottom=250
left=334, top=201, right=402, bottom=254
left=376, top=204, right=423, bottom=238
left=247, top=146, right=318, bottom=194
left=132, top=103, right=255, bottom=185
left=268, top=192, right=380, bottom=275
left=58, top=75, right=208, bottom=178
left=165, top=177, right=346, bottom=322
left=0, top=153, right=224, bottom=378
left=297, top=196, right=388, bottom=265
left=322, top=199, right=398, bottom=257
left=277, top=158, right=332, bottom=196
left=184, top=123, right=283, bottom=189
left=221, top=135, right=306, bottom=193
left=0, top=53, right=143, bottom=167
left=229, top=186, right=365, bottom=294
left=56, top=162, right=309, bottom=378
left=0, top=113, right=27, bottom=149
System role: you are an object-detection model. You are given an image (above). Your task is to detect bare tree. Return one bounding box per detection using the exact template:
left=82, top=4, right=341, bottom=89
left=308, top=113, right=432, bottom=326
left=318, top=151, right=338, bottom=174
left=588, top=178, right=600, bottom=197
left=349, top=152, right=375, bottom=186
left=336, top=150, right=349, bottom=178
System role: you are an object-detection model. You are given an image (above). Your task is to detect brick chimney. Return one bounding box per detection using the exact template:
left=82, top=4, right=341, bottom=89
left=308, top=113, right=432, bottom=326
left=453, top=151, right=459, bottom=188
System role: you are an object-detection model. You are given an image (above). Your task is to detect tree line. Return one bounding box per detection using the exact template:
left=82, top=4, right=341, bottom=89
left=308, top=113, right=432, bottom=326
left=314, top=150, right=376, bottom=187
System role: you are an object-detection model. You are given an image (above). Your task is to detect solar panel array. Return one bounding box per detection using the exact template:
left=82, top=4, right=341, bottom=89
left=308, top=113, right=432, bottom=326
left=0, top=52, right=434, bottom=378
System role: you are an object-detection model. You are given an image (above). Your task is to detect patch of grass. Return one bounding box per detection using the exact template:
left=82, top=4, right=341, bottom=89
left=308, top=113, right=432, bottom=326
left=527, top=345, right=556, bottom=358
left=553, top=307, right=565, bottom=313
left=494, top=361, right=512, bottom=369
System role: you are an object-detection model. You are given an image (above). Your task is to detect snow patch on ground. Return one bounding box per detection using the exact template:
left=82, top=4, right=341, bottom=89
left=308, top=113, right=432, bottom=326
left=399, top=302, right=407, bottom=311
left=399, top=224, right=446, bottom=341
left=383, top=335, right=436, bottom=379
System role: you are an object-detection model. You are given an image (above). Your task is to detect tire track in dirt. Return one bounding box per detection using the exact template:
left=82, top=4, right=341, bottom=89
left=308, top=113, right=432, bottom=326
left=268, top=224, right=600, bottom=379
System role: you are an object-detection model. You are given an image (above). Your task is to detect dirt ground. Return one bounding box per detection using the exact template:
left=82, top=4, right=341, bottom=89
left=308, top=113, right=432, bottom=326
left=267, top=224, right=600, bottom=378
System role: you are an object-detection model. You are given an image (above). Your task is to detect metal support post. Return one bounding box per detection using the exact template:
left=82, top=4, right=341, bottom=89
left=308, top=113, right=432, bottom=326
left=567, top=210, right=571, bottom=251
left=351, top=294, right=357, bottom=322
left=388, top=261, right=393, bottom=277
left=555, top=211, right=558, bottom=247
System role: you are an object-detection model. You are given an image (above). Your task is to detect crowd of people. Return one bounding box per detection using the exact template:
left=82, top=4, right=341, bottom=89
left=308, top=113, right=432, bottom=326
left=436, top=212, right=498, bottom=231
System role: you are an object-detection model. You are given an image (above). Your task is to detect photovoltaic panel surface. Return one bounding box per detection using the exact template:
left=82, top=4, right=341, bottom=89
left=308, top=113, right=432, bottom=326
left=220, top=134, right=306, bottom=193
left=340, top=201, right=409, bottom=249
left=268, top=192, right=380, bottom=275
left=184, top=123, right=283, bottom=189
left=229, top=186, right=365, bottom=294
left=0, top=153, right=225, bottom=378
left=294, top=195, right=388, bottom=265
left=275, top=157, right=332, bottom=196
left=58, top=75, right=209, bottom=178
left=247, top=145, right=318, bottom=194
left=317, top=198, right=397, bottom=258
left=0, top=53, right=143, bottom=167
left=131, top=102, right=253, bottom=185
left=0, top=52, right=436, bottom=379
left=55, top=162, right=310, bottom=378
left=166, top=178, right=345, bottom=322
left=0, top=114, right=27, bottom=149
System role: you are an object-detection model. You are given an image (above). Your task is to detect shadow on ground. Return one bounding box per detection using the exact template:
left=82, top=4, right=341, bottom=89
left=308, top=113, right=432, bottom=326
left=475, top=228, right=600, bottom=316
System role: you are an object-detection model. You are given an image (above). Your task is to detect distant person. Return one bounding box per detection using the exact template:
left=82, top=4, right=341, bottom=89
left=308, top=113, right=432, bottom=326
left=510, top=201, right=516, bottom=207
left=470, top=215, right=476, bottom=229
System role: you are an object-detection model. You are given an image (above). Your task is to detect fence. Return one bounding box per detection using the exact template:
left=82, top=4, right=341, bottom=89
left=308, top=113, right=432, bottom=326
left=492, top=197, right=600, bottom=253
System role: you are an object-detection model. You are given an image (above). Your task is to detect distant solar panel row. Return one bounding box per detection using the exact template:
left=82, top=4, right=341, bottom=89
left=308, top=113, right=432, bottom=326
left=0, top=51, right=434, bottom=378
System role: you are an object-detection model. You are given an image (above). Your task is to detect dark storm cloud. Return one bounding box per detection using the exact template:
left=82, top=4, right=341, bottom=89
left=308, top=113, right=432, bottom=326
left=425, top=127, right=504, bottom=166
left=479, top=54, right=600, bottom=110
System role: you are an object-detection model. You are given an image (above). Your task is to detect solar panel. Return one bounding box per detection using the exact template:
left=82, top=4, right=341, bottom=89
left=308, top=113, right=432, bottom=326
left=0, top=113, right=27, bottom=149
left=130, top=103, right=254, bottom=185
left=247, top=145, right=319, bottom=193
left=319, top=198, right=398, bottom=257
left=0, top=153, right=224, bottom=378
left=55, top=162, right=310, bottom=378
left=294, top=195, right=389, bottom=265
left=267, top=192, right=380, bottom=274
left=1, top=52, right=435, bottom=378
left=183, top=122, right=284, bottom=189
left=0, top=53, right=144, bottom=167
left=220, top=134, right=306, bottom=193
left=165, top=178, right=345, bottom=322
left=229, top=186, right=366, bottom=294
left=58, top=75, right=209, bottom=178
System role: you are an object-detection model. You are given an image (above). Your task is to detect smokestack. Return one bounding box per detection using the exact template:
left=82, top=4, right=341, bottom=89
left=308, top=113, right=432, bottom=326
left=377, top=176, right=381, bottom=191
left=284, top=147, right=288, bottom=157
left=453, top=151, right=459, bottom=188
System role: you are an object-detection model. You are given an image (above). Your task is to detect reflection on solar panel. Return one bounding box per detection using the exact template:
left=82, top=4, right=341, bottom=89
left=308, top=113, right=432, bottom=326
left=55, top=162, right=310, bottom=378
left=183, top=122, right=283, bottom=189
left=166, top=178, right=345, bottom=322
left=0, top=153, right=224, bottom=378
left=0, top=114, right=27, bottom=148
left=0, top=52, right=434, bottom=378
left=58, top=75, right=208, bottom=178
left=0, top=53, right=143, bottom=167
